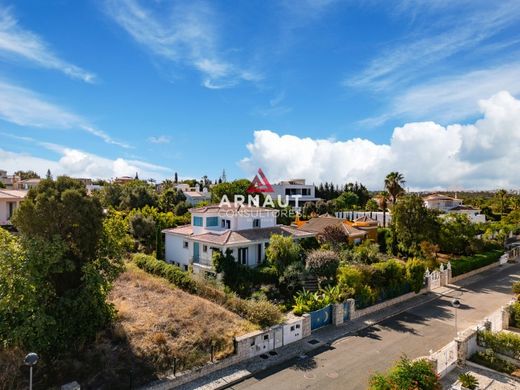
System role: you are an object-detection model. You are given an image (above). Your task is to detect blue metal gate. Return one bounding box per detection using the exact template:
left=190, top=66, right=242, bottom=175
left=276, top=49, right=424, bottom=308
left=310, top=305, right=332, bottom=330
left=343, top=301, right=351, bottom=321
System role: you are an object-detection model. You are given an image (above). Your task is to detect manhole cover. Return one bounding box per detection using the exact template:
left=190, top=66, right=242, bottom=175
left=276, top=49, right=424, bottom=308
left=327, top=372, right=339, bottom=379
left=259, top=354, right=269, bottom=359
left=268, top=351, right=278, bottom=356
left=304, top=373, right=316, bottom=380
left=308, top=339, right=320, bottom=345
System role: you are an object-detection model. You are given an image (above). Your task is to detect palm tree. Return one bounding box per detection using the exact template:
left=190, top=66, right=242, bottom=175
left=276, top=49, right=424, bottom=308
left=385, top=172, right=406, bottom=204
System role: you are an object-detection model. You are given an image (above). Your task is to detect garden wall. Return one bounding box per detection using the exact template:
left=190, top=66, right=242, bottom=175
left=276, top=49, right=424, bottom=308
left=449, top=261, right=501, bottom=283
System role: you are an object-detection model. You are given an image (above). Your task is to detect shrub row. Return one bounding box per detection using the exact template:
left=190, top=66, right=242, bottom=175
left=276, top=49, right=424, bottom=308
left=510, top=302, right=520, bottom=328
left=477, top=330, right=520, bottom=360
left=451, top=250, right=503, bottom=277
left=470, top=348, right=517, bottom=374
left=132, top=253, right=283, bottom=327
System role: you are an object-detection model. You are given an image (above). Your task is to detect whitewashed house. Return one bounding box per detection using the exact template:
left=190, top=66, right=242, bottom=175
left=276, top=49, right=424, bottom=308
left=0, top=190, right=27, bottom=225
left=163, top=203, right=315, bottom=275
left=174, top=184, right=212, bottom=206
left=271, top=179, right=320, bottom=210
left=423, top=194, right=485, bottom=223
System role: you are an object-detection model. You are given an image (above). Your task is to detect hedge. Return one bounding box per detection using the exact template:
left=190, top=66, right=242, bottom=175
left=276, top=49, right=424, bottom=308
left=470, top=349, right=516, bottom=374
left=451, top=250, right=503, bottom=277
left=132, top=253, right=283, bottom=327
left=477, top=330, right=520, bottom=360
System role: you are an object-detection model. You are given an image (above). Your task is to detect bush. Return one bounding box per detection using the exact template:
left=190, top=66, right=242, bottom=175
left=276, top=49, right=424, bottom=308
left=470, top=349, right=516, bottom=374
left=477, top=330, right=520, bottom=360
left=133, top=254, right=283, bottom=327
left=450, top=250, right=503, bottom=277
left=292, top=286, right=341, bottom=315
left=406, top=259, right=426, bottom=293
left=458, top=372, right=478, bottom=390
left=513, top=281, right=520, bottom=295
left=305, top=250, right=340, bottom=281
left=510, top=302, right=520, bottom=327
left=369, top=356, right=440, bottom=390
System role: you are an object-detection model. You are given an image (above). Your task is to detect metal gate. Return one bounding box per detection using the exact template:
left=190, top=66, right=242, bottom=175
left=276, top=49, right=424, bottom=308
left=430, top=270, right=441, bottom=290
left=310, top=305, right=332, bottom=330
left=343, top=301, right=351, bottom=321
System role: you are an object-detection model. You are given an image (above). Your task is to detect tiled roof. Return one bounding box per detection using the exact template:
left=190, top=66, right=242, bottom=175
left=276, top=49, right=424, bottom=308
left=354, top=215, right=378, bottom=224
left=190, top=203, right=276, bottom=214
left=423, top=194, right=457, bottom=201
left=0, top=190, right=27, bottom=199
left=298, top=216, right=367, bottom=238
left=163, top=224, right=314, bottom=246
left=184, top=191, right=209, bottom=198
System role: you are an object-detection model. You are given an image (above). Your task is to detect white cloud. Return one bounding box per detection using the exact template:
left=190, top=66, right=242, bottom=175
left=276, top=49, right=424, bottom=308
left=0, top=144, right=170, bottom=180
left=104, top=0, right=260, bottom=88
left=241, top=91, right=520, bottom=190
left=0, top=6, right=95, bottom=83
left=148, top=135, right=171, bottom=144
left=346, top=1, right=520, bottom=92
left=361, top=63, right=520, bottom=125
left=0, top=80, right=129, bottom=148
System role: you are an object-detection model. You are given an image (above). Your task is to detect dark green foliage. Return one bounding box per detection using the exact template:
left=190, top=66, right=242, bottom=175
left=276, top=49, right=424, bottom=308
left=450, top=250, right=502, bottom=276
left=439, top=214, right=477, bottom=255
left=509, top=302, right=520, bottom=327
left=302, top=201, right=317, bottom=216
left=120, top=181, right=158, bottom=210
left=133, top=254, right=282, bottom=327
left=335, top=191, right=359, bottom=210
left=406, top=259, right=426, bottom=293
left=266, top=234, right=302, bottom=276
left=158, top=188, right=186, bottom=212
left=470, top=349, right=516, bottom=374
left=369, top=356, right=440, bottom=390
left=377, top=228, right=391, bottom=254
left=211, top=179, right=251, bottom=203
left=458, top=373, right=478, bottom=390
left=315, top=200, right=329, bottom=215
left=384, top=172, right=405, bottom=205
left=477, top=330, right=520, bottom=360
left=391, top=194, right=440, bottom=255
left=352, top=240, right=381, bottom=264
left=344, top=182, right=370, bottom=207
left=305, top=250, right=340, bottom=281
left=14, top=170, right=40, bottom=180
left=129, top=213, right=156, bottom=252
left=174, top=201, right=190, bottom=216
left=4, top=177, right=125, bottom=353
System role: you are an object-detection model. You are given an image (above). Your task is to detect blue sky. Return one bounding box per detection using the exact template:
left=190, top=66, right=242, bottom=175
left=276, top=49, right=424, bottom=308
left=1, top=0, right=520, bottom=189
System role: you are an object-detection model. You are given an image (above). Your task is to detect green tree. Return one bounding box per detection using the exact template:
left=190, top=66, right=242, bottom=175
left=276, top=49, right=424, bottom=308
left=315, top=200, right=328, bottom=215
left=211, top=179, right=251, bottom=203
left=266, top=234, right=302, bottom=276
left=494, top=189, right=508, bottom=215
left=303, top=201, right=317, bottom=216
left=439, top=214, right=477, bottom=255
left=158, top=188, right=186, bottom=212
left=305, top=249, right=340, bottom=284
left=174, top=200, right=190, bottom=216
left=129, top=212, right=156, bottom=253
left=369, top=356, right=440, bottom=390
left=98, top=183, right=123, bottom=209
left=120, top=181, right=158, bottom=210
left=335, top=191, right=359, bottom=210
left=384, top=172, right=405, bottom=204
left=391, top=194, right=439, bottom=255
left=0, top=181, right=5, bottom=188
left=318, top=224, right=347, bottom=250
left=344, top=182, right=370, bottom=207
left=366, top=199, right=379, bottom=212
left=14, top=170, right=40, bottom=180
left=406, top=259, right=427, bottom=293
left=9, top=176, right=124, bottom=352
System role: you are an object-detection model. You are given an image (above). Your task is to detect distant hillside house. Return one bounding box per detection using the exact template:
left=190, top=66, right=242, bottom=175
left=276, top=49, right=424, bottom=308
left=0, top=190, right=27, bottom=225
left=298, top=215, right=367, bottom=244
left=18, top=178, right=41, bottom=190
left=423, top=194, right=486, bottom=223
left=163, top=203, right=315, bottom=275
left=182, top=185, right=212, bottom=206
left=271, top=179, right=320, bottom=210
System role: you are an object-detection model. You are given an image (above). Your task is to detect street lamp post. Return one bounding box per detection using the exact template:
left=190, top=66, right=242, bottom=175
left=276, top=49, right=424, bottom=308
left=452, top=299, right=461, bottom=337
left=24, top=352, right=39, bottom=390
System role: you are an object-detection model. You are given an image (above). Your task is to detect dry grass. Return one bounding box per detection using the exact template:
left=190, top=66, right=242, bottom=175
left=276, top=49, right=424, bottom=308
left=109, top=263, right=255, bottom=374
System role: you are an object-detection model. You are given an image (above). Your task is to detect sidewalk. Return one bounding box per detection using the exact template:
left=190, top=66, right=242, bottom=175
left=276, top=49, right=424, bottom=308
left=146, top=285, right=457, bottom=390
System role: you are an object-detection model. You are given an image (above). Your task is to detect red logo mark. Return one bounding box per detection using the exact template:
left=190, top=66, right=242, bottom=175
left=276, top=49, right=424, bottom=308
left=247, top=168, right=274, bottom=193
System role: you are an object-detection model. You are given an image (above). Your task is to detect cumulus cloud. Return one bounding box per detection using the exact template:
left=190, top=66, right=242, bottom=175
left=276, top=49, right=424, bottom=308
left=0, top=145, right=170, bottom=180
left=148, top=135, right=171, bottom=144
left=241, top=91, right=520, bottom=190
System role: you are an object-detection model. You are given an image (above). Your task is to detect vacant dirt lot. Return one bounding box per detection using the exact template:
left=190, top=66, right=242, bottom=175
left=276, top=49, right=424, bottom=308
left=109, top=264, right=255, bottom=375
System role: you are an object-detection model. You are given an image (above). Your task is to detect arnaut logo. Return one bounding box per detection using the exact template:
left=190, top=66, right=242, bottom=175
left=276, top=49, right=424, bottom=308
left=247, top=168, right=274, bottom=194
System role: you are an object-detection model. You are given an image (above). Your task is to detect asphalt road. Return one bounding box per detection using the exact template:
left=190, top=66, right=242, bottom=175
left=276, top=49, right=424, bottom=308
left=230, top=263, right=520, bottom=390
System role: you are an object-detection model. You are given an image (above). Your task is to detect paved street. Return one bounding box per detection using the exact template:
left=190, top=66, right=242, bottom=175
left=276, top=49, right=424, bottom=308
left=230, top=263, right=520, bottom=390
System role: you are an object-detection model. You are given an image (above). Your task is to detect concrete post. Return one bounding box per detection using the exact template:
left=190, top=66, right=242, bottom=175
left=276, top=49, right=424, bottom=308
left=346, top=298, right=356, bottom=320
left=302, top=314, right=312, bottom=338
left=502, top=305, right=511, bottom=330
left=332, top=303, right=344, bottom=326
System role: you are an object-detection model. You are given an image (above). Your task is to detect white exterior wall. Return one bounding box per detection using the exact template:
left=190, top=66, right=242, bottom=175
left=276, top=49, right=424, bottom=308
left=164, top=234, right=192, bottom=268
left=283, top=319, right=303, bottom=344
left=0, top=199, right=21, bottom=225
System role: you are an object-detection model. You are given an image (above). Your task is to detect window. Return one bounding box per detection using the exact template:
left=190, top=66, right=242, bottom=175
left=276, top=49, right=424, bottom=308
left=183, top=241, right=189, bottom=249
left=221, top=219, right=231, bottom=229
left=290, top=326, right=295, bottom=331
left=184, top=265, right=188, bottom=271
left=295, top=324, right=300, bottom=329
left=263, top=334, right=269, bottom=341
left=203, top=245, right=208, bottom=253
left=302, top=188, right=310, bottom=196
left=253, top=218, right=261, bottom=228
left=238, top=247, right=248, bottom=265
left=193, top=216, right=203, bottom=226
left=206, top=216, right=219, bottom=227
left=7, top=202, right=16, bottom=219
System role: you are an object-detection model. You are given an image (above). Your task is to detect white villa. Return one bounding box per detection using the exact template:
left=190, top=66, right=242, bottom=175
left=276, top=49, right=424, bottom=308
left=174, top=183, right=212, bottom=206
left=271, top=179, right=320, bottom=210
left=163, top=203, right=315, bottom=275
left=0, top=189, right=27, bottom=225
left=423, top=194, right=486, bottom=223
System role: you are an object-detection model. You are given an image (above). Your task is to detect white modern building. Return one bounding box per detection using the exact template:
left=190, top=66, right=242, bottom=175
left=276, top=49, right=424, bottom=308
left=163, top=203, right=315, bottom=275
left=271, top=179, right=320, bottom=210
left=174, top=184, right=212, bottom=206
left=423, top=194, right=485, bottom=223
left=0, top=190, right=27, bottom=225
